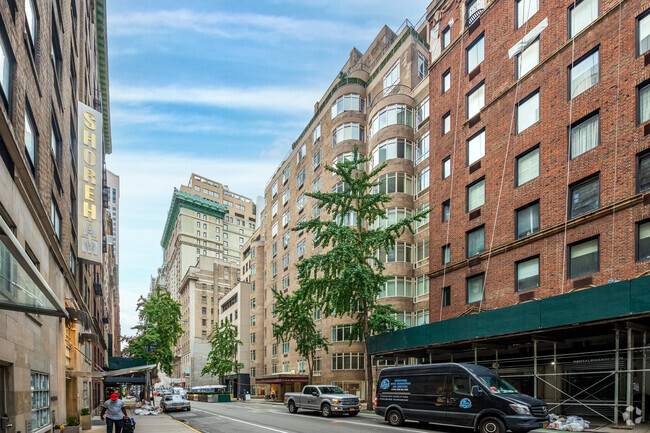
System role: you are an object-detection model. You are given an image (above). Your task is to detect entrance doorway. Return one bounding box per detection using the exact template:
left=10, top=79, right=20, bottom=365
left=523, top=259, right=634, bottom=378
left=0, top=366, right=9, bottom=432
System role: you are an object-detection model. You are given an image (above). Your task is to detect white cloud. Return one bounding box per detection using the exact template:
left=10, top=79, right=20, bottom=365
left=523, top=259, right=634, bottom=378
left=110, top=83, right=321, bottom=113
left=106, top=151, right=277, bottom=337
left=108, top=9, right=373, bottom=42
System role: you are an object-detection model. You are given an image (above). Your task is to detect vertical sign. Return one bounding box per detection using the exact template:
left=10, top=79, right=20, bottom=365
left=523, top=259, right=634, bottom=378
left=77, top=102, right=103, bottom=264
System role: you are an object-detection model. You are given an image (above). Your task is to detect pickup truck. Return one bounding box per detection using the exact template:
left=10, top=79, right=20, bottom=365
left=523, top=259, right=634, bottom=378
left=284, top=385, right=360, bottom=417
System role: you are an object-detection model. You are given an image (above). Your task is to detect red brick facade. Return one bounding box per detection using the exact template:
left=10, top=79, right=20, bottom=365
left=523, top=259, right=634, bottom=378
left=427, top=0, right=650, bottom=321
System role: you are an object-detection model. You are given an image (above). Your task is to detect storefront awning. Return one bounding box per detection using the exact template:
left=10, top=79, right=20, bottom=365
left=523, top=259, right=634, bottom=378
left=254, top=374, right=309, bottom=384
left=0, top=214, right=68, bottom=317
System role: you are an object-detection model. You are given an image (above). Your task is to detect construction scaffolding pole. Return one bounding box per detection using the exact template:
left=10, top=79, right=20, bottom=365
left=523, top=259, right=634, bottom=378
left=553, top=342, right=557, bottom=406
left=615, top=328, right=620, bottom=425
left=474, top=347, right=478, bottom=365
left=534, top=339, right=538, bottom=399
left=627, top=327, right=633, bottom=412
left=644, top=332, right=647, bottom=422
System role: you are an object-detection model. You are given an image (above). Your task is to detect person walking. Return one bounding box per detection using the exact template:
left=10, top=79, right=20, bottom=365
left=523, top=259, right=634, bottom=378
left=100, top=393, right=128, bottom=433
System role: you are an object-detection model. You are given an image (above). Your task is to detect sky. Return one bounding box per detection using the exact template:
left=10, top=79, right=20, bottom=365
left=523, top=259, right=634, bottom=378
left=105, top=0, right=428, bottom=338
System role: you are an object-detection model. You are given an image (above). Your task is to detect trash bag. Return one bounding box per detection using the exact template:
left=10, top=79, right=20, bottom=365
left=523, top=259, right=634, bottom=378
left=122, top=417, right=136, bottom=433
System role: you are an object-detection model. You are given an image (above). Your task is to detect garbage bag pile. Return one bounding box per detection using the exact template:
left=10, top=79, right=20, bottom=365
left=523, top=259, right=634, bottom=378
left=134, top=401, right=162, bottom=416
left=548, top=414, right=591, bottom=431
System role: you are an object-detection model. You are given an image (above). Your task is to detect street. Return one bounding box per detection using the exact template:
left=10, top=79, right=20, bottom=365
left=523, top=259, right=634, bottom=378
left=165, top=400, right=444, bottom=433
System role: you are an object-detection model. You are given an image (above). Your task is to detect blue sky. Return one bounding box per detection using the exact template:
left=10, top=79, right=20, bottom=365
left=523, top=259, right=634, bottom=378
left=104, top=0, right=428, bottom=336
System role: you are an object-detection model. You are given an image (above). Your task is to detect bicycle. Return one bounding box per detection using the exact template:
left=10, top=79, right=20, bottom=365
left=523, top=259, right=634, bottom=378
left=264, top=393, right=278, bottom=401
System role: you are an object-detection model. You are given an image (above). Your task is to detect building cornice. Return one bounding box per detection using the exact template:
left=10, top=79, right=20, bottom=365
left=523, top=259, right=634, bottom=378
left=161, top=189, right=228, bottom=249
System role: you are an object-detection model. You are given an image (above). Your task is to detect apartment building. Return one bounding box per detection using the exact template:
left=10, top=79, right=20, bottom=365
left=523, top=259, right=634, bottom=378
left=105, top=170, right=119, bottom=262
left=241, top=230, right=264, bottom=392
left=367, top=0, right=650, bottom=422
left=0, top=0, right=113, bottom=429
left=249, top=20, right=432, bottom=400
left=160, top=175, right=255, bottom=386
left=217, top=282, right=251, bottom=396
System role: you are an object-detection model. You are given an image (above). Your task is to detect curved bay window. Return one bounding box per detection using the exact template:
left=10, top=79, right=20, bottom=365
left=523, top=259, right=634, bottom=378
left=331, top=94, right=364, bottom=118
left=370, top=138, right=413, bottom=169
left=369, top=104, right=414, bottom=138
left=371, top=173, right=413, bottom=195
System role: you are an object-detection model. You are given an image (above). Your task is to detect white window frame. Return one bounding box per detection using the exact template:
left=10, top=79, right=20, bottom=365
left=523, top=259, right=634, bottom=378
left=383, top=60, right=400, bottom=96
left=516, top=90, right=540, bottom=134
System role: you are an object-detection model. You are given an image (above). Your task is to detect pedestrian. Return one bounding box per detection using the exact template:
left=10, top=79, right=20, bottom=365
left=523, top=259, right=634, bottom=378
left=100, top=393, right=128, bottom=433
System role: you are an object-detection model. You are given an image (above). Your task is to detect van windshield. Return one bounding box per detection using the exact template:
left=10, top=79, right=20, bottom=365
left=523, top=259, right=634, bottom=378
left=477, top=375, right=519, bottom=394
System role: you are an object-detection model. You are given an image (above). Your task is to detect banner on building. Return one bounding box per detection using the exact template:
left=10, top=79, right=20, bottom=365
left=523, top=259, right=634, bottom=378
left=77, top=102, right=103, bottom=264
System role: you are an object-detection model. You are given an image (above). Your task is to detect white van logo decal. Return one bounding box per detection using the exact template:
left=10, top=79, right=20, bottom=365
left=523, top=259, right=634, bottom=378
left=380, top=379, right=390, bottom=390
left=460, top=398, right=472, bottom=409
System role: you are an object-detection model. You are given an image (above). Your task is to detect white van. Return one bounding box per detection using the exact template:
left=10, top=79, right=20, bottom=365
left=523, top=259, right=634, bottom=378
left=172, top=387, right=186, bottom=396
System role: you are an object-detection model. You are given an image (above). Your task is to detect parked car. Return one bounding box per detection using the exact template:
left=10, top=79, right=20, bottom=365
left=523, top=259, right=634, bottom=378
left=375, top=363, right=549, bottom=433
left=160, top=395, right=190, bottom=412
left=284, top=385, right=360, bottom=417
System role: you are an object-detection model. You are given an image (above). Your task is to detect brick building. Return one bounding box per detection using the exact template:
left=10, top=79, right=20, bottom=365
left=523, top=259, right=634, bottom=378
left=367, top=0, right=650, bottom=423
left=0, top=0, right=114, bottom=429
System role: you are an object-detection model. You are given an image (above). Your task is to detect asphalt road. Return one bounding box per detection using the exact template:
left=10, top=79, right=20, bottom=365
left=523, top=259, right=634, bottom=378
left=165, top=400, right=449, bottom=433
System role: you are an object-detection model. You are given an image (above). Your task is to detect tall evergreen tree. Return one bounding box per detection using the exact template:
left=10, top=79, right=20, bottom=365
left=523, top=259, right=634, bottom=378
left=292, top=147, right=431, bottom=407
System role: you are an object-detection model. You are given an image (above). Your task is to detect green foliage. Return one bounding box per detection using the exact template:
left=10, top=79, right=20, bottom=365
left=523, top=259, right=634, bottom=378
left=201, top=321, right=244, bottom=379
left=273, top=288, right=329, bottom=383
left=291, top=147, right=431, bottom=403
left=79, top=408, right=90, bottom=416
left=122, top=286, right=184, bottom=376
left=66, top=416, right=80, bottom=426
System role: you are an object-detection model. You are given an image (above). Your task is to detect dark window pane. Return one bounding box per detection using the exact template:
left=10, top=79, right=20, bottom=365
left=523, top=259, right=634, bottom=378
left=466, top=275, right=484, bottom=303
left=570, top=177, right=599, bottom=218
left=569, top=239, right=598, bottom=278
left=443, top=201, right=450, bottom=221
left=467, top=227, right=485, bottom=257
left=639, top=222, right=650, bottom=262
left=516, top=257, right=539, bottom=291
left=516, top=203, right=540, bottom=239
left=639, top=153, right=650, bottom=193
left=442, top=287, right=451, bottom=307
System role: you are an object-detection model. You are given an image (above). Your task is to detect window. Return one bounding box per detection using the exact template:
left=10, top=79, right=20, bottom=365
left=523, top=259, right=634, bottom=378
left=442, top=69, right=451, bottom=93
left=51, top=198, right=61, bottom=240
left=569, top=0, right=598, bottom=38
left=394, top=312, right=412, bottom=328
left=282, top=231, right=290, bottom=248
left=466, top=82, right=485, bottom=119
left=416, top=310, right=429, bottom=326
left=442, top=286, right=451, bottom=307
left=331, top=353, right=364, bottom=370
left=416, top=97, right=430, bottom=126
left=272, top=181, right=278, bottom=197
left=312, top=148, right=321, bottom=170
left=370, top=138, right=413, bottom=169
left=442, top=200, right=450, bottom=221
left=282, top=274, right=290, bottom=289
left=372, top=173, right=413, bottom=195
left=467, top=178, right=485, bottom=212
left=466, top=34, right=484, bottom=73
left=331, top=94, right=364, bottom=118
left=282, top=252, right=290, bottom=269
left=416, top=239, right=429, bottom=262
left=467, top=129, right=485, bottom=165
left=442, top=112, right=451, bottom=135
left=569, top=49, right=599, bottom=99
left=637, top=151, right=650, bottom=193
left=282, top=166, right=291, bottom=184
left=569, top=237, right=599, bottom=278
left=25, top=0, right=38, bottom=48
left=416, top=275, right=429, bottom=296
left=638, top=10, right=650, bottom=56
left=466, top=274, right=484, bottom=303
left=297, top=239, right=306, bottom=257
left=516, top=0, right=539, bottom=28
left=51, top=27, right=62, bottom=82
left=282, top=188, right=290, bottom=206
left=417, top=167, right=430, bottom=193
left=517, top=90, right=540, bottom=133
left=31, top=371, right=50, bottom=430
left=638, top=81, right=650, bottom=125
left=467, top=226, right=485, bottom=257
left=296, top=143, right=306, bottom=163
left=384, top=60, right=400, bottom=96
left=297, top=193, right=306, bottom=211
left=297, top=360, right=306, bottom=373
left=312, top=204, right=321, bottom=218
left=376, top=242, right=412, bottom=264
left=516, top=201, right=540, bottom=239
left=282, top=341, right=290, bottom=353
left=312, top=123, right=321, bottom=142
left=442, top=157, right=451, bottom=179
left=51, top=121, right=61, bottom=167
left=442, top=26, right=451, bottom=50
left=312, top=175, right=321, bottom=193
left=570, top=174, right=600, bottom=218
left=272, top=222, right=278, bottom=237
left=415, top=133, right=429, bottom=164
left=371, top=208, right=412, bottom=230
left=332, top=123, right=365, bottom=145
left=637, top=220, right=650, bottom=262
left=297, top=168, right=306, bottom=188
left=570, top=111, right=599, bottom=159
left=442, top=244, right=451, bottom=264
left=516, top=145, right=539, bottom=186
left=516, top=39, right=539, bottom=78
left=418, top=52, right=429, bottom=79
left=24, top=108, right=36, bottom=168
left=0, top=34, right=10, bottom=104
left=516, top=256, right=540, bottom=291
left=369, top=104, right=413, bottom=137
left=331, top=325, right=352, bottom=342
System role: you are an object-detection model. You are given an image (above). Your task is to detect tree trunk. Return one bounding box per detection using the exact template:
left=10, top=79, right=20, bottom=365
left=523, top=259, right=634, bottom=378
left=363, top=301, right=373, bottom=408
left=308, top=354, right=313, bottom=384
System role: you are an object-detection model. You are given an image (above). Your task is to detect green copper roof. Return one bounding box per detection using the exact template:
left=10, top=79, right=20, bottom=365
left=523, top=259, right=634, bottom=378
left=161, top=189, right=228, bottom=249
left=94, top=0, right=112, bottom=154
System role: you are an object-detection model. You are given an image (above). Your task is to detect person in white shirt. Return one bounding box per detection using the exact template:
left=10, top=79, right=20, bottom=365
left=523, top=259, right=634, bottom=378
left=100, top=393, right=128, bottom=433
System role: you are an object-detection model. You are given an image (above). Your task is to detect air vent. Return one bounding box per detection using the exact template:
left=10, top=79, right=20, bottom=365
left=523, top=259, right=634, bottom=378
left=518, top=291, right=535, bottom=302
left=644, top=123, right=650, bottom=136
left=469, top=209, right=481, bottom=220
left=468, top=65, right=481, bottom=81
left=469, top=161, right=481, bottom=174
left=644, top=193, right=650, bottom=206
left=573, top=276, right=593, bottom=289
left=645, top=52, right=650, bottom=67
left=468, top=114, right=481, bottom=128
left=468, top=257, right=481, bottom=267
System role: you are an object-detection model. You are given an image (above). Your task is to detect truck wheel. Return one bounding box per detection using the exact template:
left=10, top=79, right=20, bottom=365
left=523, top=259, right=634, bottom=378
left=288, top=401, right=298, bottom=414
left=387, top=409, right=404, bottom=426
left=321, top=403, right=332, bottom=417
left=479, top=416, right=506, bottom=433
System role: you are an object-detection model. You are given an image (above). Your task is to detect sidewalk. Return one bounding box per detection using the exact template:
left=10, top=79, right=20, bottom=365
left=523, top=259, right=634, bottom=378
left=88, top=405, right=197, bottom=433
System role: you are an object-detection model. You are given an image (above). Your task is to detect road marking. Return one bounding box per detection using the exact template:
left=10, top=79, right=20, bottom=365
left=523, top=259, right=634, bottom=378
left=215, top=414, right=290, bottom=433
left=168, top=415, right=204, bottom=433
left=276, top=412, right=429, bottom=432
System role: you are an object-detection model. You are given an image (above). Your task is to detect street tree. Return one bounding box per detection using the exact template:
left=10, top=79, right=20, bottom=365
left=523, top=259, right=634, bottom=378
left=272, top=289, right=329, bottom=384
left=123, top=286, right=184, bottom=376
left=292, top=148, right=431, bottom=407
left=201, top=320, right=244, bottom=383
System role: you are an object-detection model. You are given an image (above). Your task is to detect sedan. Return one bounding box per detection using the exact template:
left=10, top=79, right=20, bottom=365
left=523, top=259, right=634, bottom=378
left=160, top=395, right=190, bottom=412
